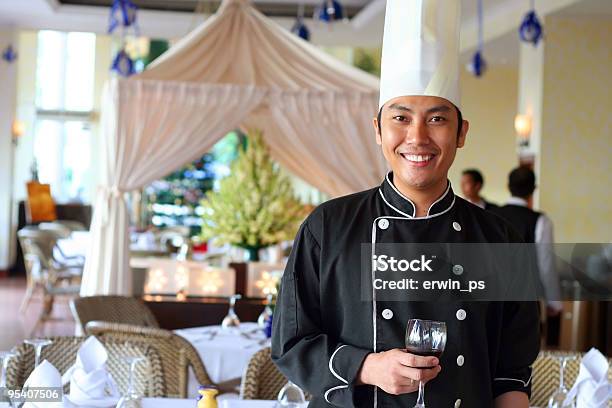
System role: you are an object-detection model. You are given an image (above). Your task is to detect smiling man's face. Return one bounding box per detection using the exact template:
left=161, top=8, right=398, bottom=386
left=374, top=95, right=469, bottom=195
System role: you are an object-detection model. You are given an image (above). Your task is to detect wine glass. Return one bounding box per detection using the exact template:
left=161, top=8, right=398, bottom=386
left=275, top=381, right=306, bottom=408
left=221, top=294, right=241, bottom=329
left=0, top=350, right=19, bottom=407
left=405, top=319, right=447, bottom=408
left=24, top=339, right=53, bottom=368
left=548, top=355, right=576, bottom=408
left=116, top=356, right=145, bottom=408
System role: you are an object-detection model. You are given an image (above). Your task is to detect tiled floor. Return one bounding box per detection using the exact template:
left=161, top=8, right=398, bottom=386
left=0, top=277, right=75, bottom=350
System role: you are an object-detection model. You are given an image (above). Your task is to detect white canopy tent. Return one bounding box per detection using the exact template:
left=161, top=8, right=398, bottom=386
left=81, top=0, right=387, bottom=296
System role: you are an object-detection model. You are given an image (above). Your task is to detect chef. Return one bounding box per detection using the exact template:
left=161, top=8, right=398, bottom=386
left=271, top=1, right=540, bottom=407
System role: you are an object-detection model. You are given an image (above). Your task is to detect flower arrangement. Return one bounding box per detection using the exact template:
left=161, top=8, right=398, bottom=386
left=200, top=130, right=304, bottom=260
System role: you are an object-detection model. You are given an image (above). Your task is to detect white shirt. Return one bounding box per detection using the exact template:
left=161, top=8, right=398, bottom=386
left=468, top=198, right=486, bottom=209
left=507, top=197, right=562, bottom=311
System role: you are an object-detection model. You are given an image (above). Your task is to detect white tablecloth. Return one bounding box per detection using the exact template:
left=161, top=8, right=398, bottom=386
left=175, top=322, right=271, bottom=397
left=56, top=231, right=167, bottom=260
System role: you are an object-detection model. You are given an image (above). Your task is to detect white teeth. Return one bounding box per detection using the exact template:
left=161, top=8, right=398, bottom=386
left=404, top=154, right=433, bottom=162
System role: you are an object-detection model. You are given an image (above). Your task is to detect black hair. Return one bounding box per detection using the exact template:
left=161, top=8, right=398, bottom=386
left=377, top=105, right=464, bottom=138
left=462, top=168, right=484, bottom=186
left=508, top=166, right=536, bottom=198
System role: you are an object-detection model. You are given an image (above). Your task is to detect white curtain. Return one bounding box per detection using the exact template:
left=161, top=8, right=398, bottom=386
left=263, top=90, right=387, bottom=196
left=80, top=79, right=266, bottom=296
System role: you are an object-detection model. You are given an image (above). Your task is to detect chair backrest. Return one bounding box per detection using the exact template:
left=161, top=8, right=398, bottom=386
left=70, top=295, right=160, bottom=333
left=38, top=222, right=73, bottom=239
left=240, top=347, right=288, bottom=400
left=17, top=227, right=59, bottom=269
left=85, top=321, right=214, bottom=398
left=530, top=350, right=612, bottom=406
left=5, top=336, right=165, bottom=398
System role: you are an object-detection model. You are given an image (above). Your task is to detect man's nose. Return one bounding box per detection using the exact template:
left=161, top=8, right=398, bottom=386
left=405, top=120, right=430, bottom=145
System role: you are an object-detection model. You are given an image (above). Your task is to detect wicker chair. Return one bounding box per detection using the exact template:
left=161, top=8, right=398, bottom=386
left=85, top=321, right=214, bottom=398
left=17, top=228, right=82, bottom=334
left=70, top=295, right=160, bottom=333
left=240, top=347, right=312, bottom=401
left=5, top=336, right=165, bottom=398
left=530, top=350, right=612, bottom=406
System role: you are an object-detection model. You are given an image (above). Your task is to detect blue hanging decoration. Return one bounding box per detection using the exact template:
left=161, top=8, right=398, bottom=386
left=519, top=0, right=543, bottom=46
left=108, top=0, right=140, bottom=76
left=315, top=0, right=343, bottom=23
left=108, top=0, right=138, bottom=34
left=466, top=0, right=487, bottom=77
left=291, top=4, right=310, bottom=41
left=291, top=18, right=311, bottom=41
left=2, top=45, right=17, bottom=63
left=111, top=48, right=136, bottom=77
left=467, top=50, right=487, bottom=77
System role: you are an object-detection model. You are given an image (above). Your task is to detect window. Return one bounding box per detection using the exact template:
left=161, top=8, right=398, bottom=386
left=34, top=30, right=96, bottom=203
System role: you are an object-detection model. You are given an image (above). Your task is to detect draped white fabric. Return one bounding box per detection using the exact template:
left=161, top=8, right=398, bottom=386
left=139, top=0, right=378, bottom=92
left=80, top=79, right=266, bottom=295
left=83, top=0, right=388, bottom=295
left=261, top=91, right=387, bottom=196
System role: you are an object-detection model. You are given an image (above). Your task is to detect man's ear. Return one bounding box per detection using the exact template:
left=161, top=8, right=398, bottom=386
left=373, top=117, right=382, bottom=145
left=457, top=119, right=469, bottom=148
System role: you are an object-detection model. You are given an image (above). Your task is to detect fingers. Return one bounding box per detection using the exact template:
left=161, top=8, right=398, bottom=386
left=373, top=349, right=444, bottom=396
left=383, top=356, right=442, bottom=395
left=395, top=349, right=439, bottom=368
left=396, top=364, right=442, bottom=383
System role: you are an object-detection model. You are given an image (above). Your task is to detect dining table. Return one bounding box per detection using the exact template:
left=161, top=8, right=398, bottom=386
left=174, top=322, right=271, bottom=397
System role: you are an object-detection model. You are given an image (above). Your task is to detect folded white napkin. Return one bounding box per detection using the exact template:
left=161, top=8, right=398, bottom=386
left=22, top=360, right=64, bottom=408
left=61, top=336, right=120, bottom=407
left=565, top=348, right=612, bottom=408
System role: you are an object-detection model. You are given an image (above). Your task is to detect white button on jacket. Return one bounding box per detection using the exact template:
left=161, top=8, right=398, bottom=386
left=452, top=264, right=464, bottom=275
left=378, top=219, right=389, bottom=230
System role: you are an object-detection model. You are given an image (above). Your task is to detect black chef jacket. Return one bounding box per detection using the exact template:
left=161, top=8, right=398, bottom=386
left=272, top=173, right=540, bottom=408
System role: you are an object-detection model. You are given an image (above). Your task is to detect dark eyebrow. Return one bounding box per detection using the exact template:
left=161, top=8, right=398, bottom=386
left=426, top=105, right=452, bottom=114
left=387, top=103, right=413, bottom=112
left=386, top=104, right=452, bottom=114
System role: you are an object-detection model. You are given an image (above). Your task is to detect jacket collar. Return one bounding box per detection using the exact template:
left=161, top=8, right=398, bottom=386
left=379, top=172, right=455, bottom=218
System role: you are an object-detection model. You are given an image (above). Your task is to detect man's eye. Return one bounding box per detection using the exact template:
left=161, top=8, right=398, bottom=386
left=430, top=116, right=446, bottom=123
left=393, top=116, right=407, bottom=122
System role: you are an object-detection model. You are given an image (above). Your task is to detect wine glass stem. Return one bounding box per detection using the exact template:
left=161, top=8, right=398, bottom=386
left=34, top=346, right=42, bottom=368
left=414, top=381, right=425, bottom=408
left=127, top=361, right=136, bottom=396
left=559, top=359, right=565, bottom=390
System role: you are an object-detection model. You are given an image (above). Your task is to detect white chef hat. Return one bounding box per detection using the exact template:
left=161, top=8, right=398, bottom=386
left=379, top=0, right=462, bottom=110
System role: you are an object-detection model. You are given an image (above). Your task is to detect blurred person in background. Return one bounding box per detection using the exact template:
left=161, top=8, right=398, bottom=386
left=460, top=168, right=498, bottom=210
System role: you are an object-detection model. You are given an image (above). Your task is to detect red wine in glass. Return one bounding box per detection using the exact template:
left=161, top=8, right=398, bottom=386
left=405, top=319, right=447, bottom=408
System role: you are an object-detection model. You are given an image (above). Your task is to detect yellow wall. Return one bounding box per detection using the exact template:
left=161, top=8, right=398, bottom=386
left=13, top=31, right=38, bottom=203
left=539, top=17, right=612, bottom=243
left=449, top=67, right=519, bottom=204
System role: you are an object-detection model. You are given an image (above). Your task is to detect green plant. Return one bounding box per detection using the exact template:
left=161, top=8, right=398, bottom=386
left=200, top=130, right=304, bottom=254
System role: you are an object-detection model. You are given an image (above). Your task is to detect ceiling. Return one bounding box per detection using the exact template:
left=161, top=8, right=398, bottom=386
left=0, top=0, right=609, bottom=65
left=57, top=0, right=371, bottom=18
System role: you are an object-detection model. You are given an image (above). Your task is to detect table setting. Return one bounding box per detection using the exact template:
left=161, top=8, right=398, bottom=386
left=1, top=315, right=609, bottom=407
left=174, top=295, right=274, bottom=397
